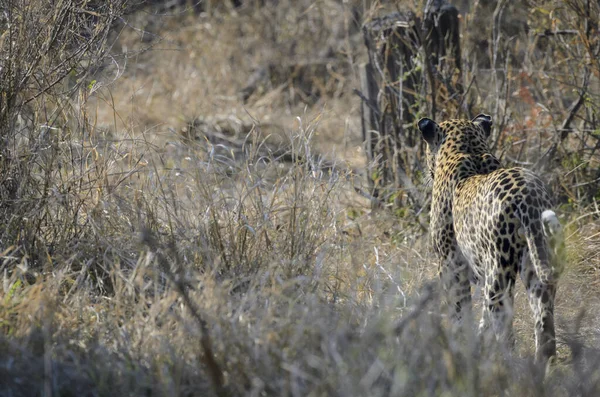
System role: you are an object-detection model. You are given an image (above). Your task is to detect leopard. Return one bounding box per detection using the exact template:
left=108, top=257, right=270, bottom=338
left=418, top=114, right=564, bottom=364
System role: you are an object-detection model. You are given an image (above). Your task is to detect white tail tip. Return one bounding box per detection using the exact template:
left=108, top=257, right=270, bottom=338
left=541, top=210, right=561, bottom=235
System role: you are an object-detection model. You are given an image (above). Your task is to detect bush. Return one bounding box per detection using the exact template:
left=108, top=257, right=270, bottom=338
left=0, top=0, right=130, bottom=285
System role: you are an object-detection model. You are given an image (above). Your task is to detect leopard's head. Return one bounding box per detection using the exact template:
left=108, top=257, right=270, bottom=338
left=418, top=114, right=493, bottom=182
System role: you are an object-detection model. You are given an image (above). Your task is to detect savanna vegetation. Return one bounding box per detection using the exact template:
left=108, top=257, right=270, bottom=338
left=1, top=0, right=600, bottom=395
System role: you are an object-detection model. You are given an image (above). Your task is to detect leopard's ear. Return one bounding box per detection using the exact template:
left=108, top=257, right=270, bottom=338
left=472, top=114, right=493, bottom=137
left=418, top=117, right=439, bottom=146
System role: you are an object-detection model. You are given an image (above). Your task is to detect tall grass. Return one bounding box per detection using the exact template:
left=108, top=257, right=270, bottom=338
left=1, top=108, right=600, bottom=395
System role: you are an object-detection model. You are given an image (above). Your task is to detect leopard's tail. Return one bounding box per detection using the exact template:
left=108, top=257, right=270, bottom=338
left=523, top=210, right=565, bottom=284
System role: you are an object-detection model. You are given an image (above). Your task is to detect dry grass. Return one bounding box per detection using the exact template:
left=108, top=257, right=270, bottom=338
left=1, top=0, right=600, bottom=396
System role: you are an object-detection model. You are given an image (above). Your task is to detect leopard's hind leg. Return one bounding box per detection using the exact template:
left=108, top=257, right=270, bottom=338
left=520, top=209, right=563, bottom=364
